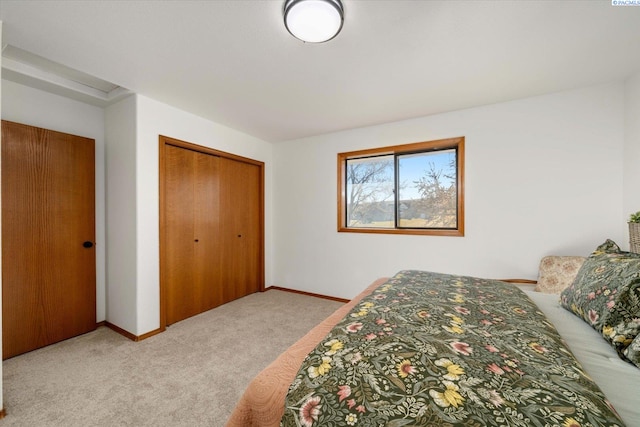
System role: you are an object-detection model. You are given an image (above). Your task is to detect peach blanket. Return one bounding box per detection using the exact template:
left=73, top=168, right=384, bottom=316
left=225, top=278, right=388, bottom=427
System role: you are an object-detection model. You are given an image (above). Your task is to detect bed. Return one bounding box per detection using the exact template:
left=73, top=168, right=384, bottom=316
left=227, top=241, right=640, bottom=427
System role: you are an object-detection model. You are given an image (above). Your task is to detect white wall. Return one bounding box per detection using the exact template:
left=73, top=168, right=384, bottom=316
left=132, top=95, right=273, bottom=335
left=624, top=72, right=640, bottom=232
left=105, top=95, right=138, bottom=333
left=273, top=82, right=626, bottom=299
left=1, top=79, right=107, bottom=321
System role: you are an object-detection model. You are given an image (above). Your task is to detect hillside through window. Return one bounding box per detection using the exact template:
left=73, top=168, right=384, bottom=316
left=338, top=137, right=464, bottom=236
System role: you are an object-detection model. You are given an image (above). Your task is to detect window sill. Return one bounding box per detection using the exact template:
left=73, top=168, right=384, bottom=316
left=338, top=227, right=464, bottom=237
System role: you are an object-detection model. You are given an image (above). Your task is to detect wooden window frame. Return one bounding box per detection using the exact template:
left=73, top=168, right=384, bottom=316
left=337, top=136, right=465, bottom=236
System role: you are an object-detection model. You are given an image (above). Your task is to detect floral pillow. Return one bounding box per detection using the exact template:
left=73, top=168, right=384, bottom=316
left=624, top=334, right=640, bottom=368
left=560, top=239, right=640, bottom=359
left=534, top=256, right=586, bottom=294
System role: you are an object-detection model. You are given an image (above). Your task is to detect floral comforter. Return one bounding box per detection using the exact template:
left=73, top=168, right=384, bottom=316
left=280, top=270, right=625, bottom=427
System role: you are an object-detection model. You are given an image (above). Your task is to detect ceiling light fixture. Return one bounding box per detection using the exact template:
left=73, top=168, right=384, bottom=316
left=284, top=0, right=344, bottom=43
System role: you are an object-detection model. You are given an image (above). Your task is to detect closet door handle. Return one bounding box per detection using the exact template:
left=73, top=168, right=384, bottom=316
left=82, top=241, right=94, bottom=248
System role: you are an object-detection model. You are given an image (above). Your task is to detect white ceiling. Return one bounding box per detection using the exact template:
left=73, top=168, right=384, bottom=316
left=1, top=0, right=639, bottom=143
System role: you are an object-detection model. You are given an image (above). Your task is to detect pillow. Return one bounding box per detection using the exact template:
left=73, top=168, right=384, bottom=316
left=534, top=256, right=586, bottom=294
left=624, top=334, right=640, bottom=368
left=560, top=239, right=640, bottom=358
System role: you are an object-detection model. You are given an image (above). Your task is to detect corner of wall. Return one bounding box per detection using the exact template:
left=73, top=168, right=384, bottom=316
left=104, top=94, right=139, bottom=335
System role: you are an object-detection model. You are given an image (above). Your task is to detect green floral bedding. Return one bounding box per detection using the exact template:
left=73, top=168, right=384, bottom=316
left=281, top=270, right=625, bottom=427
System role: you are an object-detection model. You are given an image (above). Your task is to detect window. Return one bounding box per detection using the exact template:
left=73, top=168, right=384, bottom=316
left=338, top=137, right=464, bottom=236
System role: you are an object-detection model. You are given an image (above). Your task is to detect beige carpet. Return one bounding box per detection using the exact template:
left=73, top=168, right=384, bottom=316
left=1, top=290, right=344, bottom=426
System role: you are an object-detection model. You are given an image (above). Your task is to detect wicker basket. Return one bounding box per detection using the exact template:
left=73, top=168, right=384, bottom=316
left=630, top=222, right=640, bottom=254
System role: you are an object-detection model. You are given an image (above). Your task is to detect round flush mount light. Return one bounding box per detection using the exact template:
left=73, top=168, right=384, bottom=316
left=284, top=0, right=344, bottom=43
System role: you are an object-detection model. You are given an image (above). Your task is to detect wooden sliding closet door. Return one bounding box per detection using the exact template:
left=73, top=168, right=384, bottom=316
left=219, top=157, right=262, bottom=303
left=164, top=145, right=222, bottom=325
left=2, top=120, right=96, bottom=359
left=161, top=136, right=264, bottom=327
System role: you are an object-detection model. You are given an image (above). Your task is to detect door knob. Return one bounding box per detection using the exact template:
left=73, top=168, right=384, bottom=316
left=83, top=241, right=94, bottom=248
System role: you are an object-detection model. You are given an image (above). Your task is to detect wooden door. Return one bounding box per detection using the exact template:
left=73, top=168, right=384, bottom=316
left=160, top=137, right=264, bottom=327
left=163, top=145, right=222, bottom=325
left=219, top=157, right=262, bottom=303
left=2, top=120, right=96, bottom=359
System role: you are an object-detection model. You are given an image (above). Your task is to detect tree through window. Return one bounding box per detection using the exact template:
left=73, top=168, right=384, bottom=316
left=338, top=137, right=464, bottom=236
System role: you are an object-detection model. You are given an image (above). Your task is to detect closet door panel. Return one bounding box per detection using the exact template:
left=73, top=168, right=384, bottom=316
left=164, top=145, right=197, bottom=325
left=219, top=157, right=262, bottom=303
left=164, top=145, right=223, bottom=325
left=193, top=151, right=222, bottom=311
